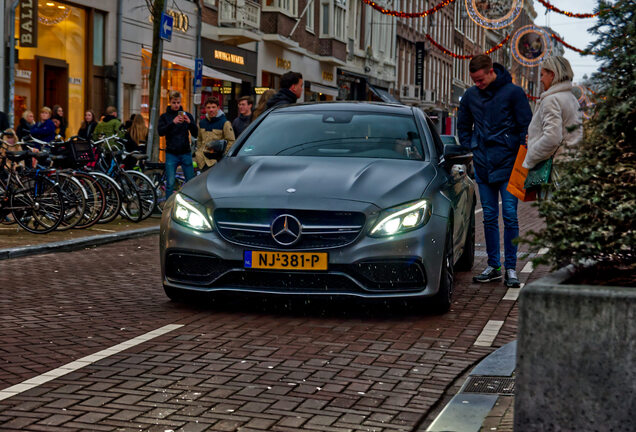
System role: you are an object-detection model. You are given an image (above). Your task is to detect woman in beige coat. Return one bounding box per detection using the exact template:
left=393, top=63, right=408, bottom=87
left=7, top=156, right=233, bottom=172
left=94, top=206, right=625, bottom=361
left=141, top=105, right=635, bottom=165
left=523, top=56, right=582, bottom=176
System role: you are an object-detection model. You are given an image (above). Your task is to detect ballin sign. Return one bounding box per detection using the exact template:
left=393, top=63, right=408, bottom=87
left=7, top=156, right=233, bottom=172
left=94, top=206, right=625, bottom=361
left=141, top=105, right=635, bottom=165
left=19, top=0, right=38, bottom=48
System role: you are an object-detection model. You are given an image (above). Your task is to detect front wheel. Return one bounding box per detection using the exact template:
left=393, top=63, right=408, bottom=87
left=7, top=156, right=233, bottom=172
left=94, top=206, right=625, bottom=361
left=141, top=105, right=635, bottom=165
left=431, top=229, right=455, bottom=314
left=455, top=203, right=475, bottom=271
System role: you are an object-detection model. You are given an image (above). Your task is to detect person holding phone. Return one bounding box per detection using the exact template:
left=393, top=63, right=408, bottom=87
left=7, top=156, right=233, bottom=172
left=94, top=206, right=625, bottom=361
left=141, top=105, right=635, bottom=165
left=158, top=90, right=198, bottom=198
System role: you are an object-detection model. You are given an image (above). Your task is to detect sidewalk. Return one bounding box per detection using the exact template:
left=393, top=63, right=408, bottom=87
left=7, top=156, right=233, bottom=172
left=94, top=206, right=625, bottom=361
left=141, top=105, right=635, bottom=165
left=0, top=216, right=160, bottom=260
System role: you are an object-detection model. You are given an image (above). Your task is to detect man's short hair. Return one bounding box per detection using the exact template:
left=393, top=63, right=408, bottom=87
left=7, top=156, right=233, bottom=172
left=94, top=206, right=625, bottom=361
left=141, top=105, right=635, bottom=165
left=280, top=71, right=303, bottom=89
left=105, top=106, right=117, bottom=115
left=169, top=90, right=182, bottom=100
left=238, top=96, right=254, bottom=105
left=469, top=55, right=493, bottom=73
left=204, top=96, right=219, bottom=106
left=41, top=106, right=52, bottom=115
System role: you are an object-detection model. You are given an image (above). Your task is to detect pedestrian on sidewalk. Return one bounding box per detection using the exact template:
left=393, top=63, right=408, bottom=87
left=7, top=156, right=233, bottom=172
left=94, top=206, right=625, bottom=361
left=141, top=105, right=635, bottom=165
left=195, top=96, right=235, bottom=172
left=29, top=107, right=56, bottom=146
left=252, top=89, right=276, bottom=119
left=77, top=110, right=98, bottom=140
left=158, top=90, right=198, bottom=198
left=457, top=54, right=532, bottom=288
left=52, top=105, right=67, bottom=139
left=93, top=106, right=123, bottom=141
left=266, top=71, right=303, bottom=108
left=16, top=110, right=35, bottom=140
left=0, top=110, right=8, bottom=132
left=122, top=114, right=148, bottom=170
left=232, top=96, right=253, bottom=137
left=523, top=56, right=582, bottom=198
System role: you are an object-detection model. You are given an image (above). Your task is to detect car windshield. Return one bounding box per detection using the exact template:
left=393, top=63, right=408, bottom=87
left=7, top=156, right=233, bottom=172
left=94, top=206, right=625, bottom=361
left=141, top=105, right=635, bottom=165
left=237, top=110, right=425, bottom=160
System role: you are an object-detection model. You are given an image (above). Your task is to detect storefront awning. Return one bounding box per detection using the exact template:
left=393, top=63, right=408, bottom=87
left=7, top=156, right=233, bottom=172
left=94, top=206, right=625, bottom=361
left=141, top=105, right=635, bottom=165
left=163, top=53, right=241, bottom=84
left=309, top=83, right=339, bottom=98
left=368, top=85, right=401, bottom=104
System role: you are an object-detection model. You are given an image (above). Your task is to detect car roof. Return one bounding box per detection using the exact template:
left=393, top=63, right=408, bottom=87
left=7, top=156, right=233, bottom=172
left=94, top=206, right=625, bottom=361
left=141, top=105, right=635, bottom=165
left=270, top=101, right=415, bottom=116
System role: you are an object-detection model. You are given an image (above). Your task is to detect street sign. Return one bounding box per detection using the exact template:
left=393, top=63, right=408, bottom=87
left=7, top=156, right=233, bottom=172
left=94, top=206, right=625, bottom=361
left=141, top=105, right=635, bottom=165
left=194, top=57, right=203, bottom=90
left=160, top=12, right=173, bottom=42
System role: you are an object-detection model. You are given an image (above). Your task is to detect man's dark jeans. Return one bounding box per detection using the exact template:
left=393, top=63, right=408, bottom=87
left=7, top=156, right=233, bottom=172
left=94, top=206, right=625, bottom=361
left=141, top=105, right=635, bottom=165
left=165, top=152, right=195, bottom=198
left=477, top=181, right=519, bottom=270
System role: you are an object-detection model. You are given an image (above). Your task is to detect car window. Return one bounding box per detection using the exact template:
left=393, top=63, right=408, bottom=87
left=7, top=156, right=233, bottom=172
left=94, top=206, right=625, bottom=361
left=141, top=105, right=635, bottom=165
left=426, top=117, right=445, bottom=158
left=237, top=111, right=426, bottom=160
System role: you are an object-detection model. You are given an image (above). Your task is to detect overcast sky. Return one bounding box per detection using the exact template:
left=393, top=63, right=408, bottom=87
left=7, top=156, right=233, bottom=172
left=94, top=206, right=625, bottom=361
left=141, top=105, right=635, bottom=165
left=532, top=0, right=602, bottom=82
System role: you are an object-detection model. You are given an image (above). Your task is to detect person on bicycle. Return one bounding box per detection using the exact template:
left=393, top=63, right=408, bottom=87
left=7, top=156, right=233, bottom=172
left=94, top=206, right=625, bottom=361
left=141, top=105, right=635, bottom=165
left=158, top=90, right=198, bottom=198
left=195, top=96, right=235, bottom=172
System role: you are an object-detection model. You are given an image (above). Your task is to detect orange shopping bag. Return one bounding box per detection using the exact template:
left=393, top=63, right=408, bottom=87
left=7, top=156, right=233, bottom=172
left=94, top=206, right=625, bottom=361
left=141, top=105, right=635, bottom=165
left=507, top=145, right=537, bottom=202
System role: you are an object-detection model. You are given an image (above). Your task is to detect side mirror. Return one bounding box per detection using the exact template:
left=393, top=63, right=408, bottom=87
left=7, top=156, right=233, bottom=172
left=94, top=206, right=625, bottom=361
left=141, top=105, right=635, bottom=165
left=441, top=143, right=472, bottom=166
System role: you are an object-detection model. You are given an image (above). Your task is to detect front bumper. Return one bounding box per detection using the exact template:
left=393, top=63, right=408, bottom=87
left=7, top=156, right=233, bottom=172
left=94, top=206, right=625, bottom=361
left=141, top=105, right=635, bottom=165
left=160, top=206, right=449, bottom=299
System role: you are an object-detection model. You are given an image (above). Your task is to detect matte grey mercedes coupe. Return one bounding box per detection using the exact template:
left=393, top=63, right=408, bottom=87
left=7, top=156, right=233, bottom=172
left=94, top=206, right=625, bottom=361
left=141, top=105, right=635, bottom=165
left=160, top=102, right=475, bottom=312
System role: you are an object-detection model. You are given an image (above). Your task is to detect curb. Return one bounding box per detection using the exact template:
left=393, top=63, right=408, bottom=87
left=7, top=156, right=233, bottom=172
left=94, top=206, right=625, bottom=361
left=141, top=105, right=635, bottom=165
left=0, top=226, right=160, bottom=261
left=426, top=341, right=517, bottom=432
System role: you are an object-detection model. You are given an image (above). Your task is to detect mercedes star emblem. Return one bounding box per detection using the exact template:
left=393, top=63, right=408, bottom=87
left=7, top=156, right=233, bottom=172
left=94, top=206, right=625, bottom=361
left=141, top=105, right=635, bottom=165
left=270, top=214, right=302, bottom=246
left=286, top=188, right=296, bottom=193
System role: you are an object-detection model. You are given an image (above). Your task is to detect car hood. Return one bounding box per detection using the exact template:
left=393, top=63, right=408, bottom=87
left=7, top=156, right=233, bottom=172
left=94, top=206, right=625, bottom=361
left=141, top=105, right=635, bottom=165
left=183, top=156, right=437, bottom=210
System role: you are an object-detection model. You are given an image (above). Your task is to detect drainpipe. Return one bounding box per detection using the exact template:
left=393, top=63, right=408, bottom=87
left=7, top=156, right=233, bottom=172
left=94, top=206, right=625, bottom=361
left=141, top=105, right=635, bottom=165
left=116, top=0, right=123, bottom=118
left=194, top=0, right=202, bottom=120
left=7, top=0, right=20, bottom=124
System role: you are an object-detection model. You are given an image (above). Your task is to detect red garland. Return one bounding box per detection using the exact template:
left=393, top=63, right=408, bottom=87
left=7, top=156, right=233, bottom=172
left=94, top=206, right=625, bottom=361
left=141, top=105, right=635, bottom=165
left=361, top=0, right=455, bottom=18
left=551, top=33, right=597, bottom=55
left=425, top=33, right=510, bottom=59
left=536, top=0, right=600, bottom=18
left=527, top=94, right=539, bottom=102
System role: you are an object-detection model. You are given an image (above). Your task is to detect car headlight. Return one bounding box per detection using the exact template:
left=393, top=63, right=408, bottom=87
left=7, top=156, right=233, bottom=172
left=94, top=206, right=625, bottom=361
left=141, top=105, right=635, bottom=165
left=172, top=193, right=213, bottom=232
left=369, top=199, right=431, bottom=237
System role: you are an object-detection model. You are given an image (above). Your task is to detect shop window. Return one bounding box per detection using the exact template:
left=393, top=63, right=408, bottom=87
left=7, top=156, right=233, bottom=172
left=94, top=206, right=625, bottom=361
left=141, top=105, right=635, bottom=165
left=93, top=11, right=105, bottom=67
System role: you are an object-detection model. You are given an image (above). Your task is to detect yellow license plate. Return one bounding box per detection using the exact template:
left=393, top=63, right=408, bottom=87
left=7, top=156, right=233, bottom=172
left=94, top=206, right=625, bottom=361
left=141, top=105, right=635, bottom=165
left=244, top=251, right=328, bottom=271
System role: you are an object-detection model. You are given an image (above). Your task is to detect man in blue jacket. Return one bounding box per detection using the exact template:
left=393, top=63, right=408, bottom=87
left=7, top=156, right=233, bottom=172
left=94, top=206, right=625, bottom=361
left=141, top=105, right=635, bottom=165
left=458, top=54, right=532, bottom=288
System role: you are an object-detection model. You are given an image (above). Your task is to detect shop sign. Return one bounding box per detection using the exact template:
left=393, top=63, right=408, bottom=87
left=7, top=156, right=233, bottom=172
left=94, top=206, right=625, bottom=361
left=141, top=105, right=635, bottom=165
left=214, top=50, right=245, bottom=65
left=16, top=69, right=32, bottom=80
left=220, top=87, right=232, bottom=95
left=276, top=57, right=291, bottom=70
left=149, top=10, right=189, bottom=33
left=254, top=87, right=271, bottom=95
left=322, top=71, right=334, bottom=82
left=69, top=77, right=82, bottom=85
left=19, top=0, right=38, bottom=48
left=415, top=42, right=425, bottom=89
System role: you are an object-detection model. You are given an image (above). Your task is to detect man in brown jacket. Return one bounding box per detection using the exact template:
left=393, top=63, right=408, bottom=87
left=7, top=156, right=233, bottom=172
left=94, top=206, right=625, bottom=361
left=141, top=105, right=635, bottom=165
left=196, top=97, right=236, bottom=171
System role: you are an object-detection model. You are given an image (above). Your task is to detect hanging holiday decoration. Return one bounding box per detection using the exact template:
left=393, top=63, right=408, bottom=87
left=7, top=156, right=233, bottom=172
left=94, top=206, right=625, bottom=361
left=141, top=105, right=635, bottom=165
left=360, top=0, right=456, bottom=18
left=511, top=25, right=552, bottom=67
left=526, top=93, right=539, bottom=102
left=551, top=33, right=598, bottom=55
left=465, top=0, right=523, bottom=30
left=38, top=1, right=72, bottom=26
left=536, top=0, right=600, bottom=18
left=425, top=33, right=510, bottom=59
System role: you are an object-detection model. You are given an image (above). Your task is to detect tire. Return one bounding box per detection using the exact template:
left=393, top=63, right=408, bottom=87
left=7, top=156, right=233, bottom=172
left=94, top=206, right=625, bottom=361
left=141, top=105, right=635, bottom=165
left=90, top=171, right=122, bottom=224
left=117, top=172, right=142, bottom=222
left=455, top=203, right=475, bottom=272
left=11, top=176, right=65, bottom=234
left=431, top=229, right=455, bottom=314
left=56, top=173, right=87, bottom=231
left=125, top=170, right=157, bottom=221
left=73, top=172, right=106, bottom=229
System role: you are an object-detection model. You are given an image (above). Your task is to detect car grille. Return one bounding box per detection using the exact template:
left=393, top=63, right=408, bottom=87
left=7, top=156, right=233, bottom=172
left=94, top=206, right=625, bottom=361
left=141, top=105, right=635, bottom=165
left=214, top=208, right=366, bottom=250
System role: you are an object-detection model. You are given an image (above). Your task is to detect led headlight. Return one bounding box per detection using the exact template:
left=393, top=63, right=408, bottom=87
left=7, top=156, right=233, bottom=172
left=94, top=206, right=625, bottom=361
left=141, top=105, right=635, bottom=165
left=370, top=199, right=431, bottom=237
left=172, top=193, right=213, bottom=232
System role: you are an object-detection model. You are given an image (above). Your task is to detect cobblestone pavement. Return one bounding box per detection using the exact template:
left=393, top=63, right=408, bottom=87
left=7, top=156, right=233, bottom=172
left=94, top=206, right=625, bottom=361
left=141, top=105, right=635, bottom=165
left=0, top=202, right=546, bottom=431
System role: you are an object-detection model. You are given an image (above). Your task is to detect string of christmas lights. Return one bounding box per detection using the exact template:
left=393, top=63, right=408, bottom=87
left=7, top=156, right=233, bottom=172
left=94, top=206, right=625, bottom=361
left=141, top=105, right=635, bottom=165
left=360, top=0, right=456, bottom=18
left=425, top=33, right=510, bottom=59
left=551, top=33, right=598, bottom=55
left=536, top=0, right=600, bottom=18
left=527, top=94, right=539, bottom=102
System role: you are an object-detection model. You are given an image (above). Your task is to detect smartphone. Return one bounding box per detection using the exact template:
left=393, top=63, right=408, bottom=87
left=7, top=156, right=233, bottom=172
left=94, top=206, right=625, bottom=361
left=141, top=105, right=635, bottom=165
left=179, top=111, right=185, bottom=117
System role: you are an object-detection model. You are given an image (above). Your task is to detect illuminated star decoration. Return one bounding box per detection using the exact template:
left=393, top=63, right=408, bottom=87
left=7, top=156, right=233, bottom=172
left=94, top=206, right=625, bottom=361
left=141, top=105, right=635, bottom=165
left=425, top=33, right=510, bottom=59
left=360, top=0, right=456, bottom=18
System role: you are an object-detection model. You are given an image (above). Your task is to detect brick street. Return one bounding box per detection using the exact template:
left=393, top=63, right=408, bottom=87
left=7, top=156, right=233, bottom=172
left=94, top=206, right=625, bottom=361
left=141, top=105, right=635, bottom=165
left=0, top=202, right=547, bottom=431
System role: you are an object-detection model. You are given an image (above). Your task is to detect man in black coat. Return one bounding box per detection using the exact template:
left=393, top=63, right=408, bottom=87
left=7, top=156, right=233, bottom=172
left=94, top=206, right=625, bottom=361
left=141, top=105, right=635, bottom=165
left=0, top=110, right=9, bottom=132
left=266, top=71, right=303, bottom=108
left=158, top=90, right=198, bottom=198
left=457, top=54, right=532, bottom=288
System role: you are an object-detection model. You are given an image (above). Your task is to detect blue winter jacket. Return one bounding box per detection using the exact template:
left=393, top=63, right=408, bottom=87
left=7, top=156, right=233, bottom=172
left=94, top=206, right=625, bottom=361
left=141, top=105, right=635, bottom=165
left=29, top=119, right=56, bottom=144
left=457, top=63, right=532, bottom=184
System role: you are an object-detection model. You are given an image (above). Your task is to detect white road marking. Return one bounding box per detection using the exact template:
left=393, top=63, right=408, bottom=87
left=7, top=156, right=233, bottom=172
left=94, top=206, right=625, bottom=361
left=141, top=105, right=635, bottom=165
left=521, top=261, right=534, bottom=273
left=0, top=324, right=183, bottom=402
left=503, top=283, right=525, bottom=301
left=88, top=228, right=117, bottom=233
left=537, top=247, right=549, bottom=255
left=474, top=201, right=503, bottom=214
left=474, top=320, right=504, bottom=347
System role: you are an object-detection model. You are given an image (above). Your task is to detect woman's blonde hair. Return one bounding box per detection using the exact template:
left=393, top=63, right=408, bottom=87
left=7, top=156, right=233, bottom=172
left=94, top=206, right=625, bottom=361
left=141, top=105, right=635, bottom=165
left=252, top=89, right=277, bottom=119
left=41, top=106, right=52, bottom=115
left=129, top=114, right=148, bottom=145
left=541, top=56, right=574, bottom=84
left=22, top=110, right=34, bottom=121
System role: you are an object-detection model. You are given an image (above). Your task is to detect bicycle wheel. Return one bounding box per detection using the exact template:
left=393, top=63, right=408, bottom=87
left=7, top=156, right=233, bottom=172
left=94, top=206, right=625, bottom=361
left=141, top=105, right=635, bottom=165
left=145, top=169, right=184, bottom=213
left=56, top=173, right=87, bottom=231
left=125, top=170, right=157, bottom=221
left=11, top=175, right=65, bottom=234
left=90, top=171, right=122, bottom=224
left=73, top=172, right=106, bottom=229
left=117, top=171, right=142, bottom=222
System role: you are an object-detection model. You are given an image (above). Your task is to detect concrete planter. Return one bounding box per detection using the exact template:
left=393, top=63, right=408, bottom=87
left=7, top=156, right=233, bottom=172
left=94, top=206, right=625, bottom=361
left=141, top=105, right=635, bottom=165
left=515, top=266, right=636, bottom=431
